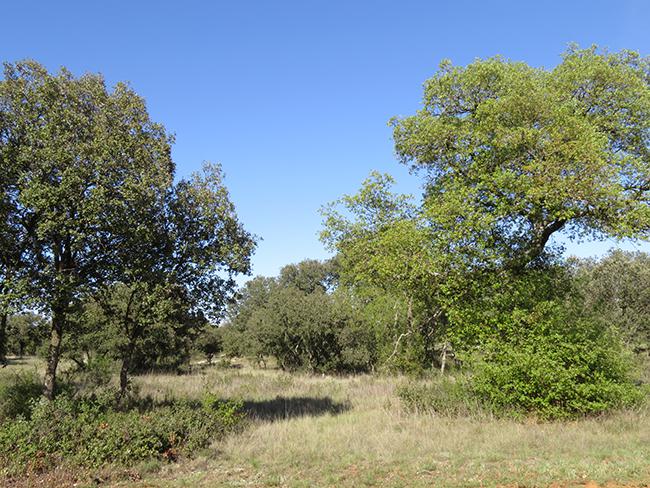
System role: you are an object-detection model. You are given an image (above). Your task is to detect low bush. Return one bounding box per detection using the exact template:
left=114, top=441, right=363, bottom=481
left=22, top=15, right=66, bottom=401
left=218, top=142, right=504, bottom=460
left=0, top=371, right=42, bottom=422
left=0, top=391, right=244, bottom=476
left=398, top=312, right=647, bottom=420
left=472, top=328, right=645, bottom=420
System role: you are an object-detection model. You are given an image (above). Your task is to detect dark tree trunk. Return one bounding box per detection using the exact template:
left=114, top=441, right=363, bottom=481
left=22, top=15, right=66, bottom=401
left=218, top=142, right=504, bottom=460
left=119, top=351, right=131, bottom=397
left=118, top=288, right=139, bottom=399
left=0, top=312, right=7, bottom=367
left=44, top=239, right=75, bottom=400
left=43, top=305, right=65, bottom=400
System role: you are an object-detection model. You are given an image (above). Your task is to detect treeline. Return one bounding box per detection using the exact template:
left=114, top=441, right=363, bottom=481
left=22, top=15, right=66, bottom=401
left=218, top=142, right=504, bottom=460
left=221, top=251, right=650, bottom=374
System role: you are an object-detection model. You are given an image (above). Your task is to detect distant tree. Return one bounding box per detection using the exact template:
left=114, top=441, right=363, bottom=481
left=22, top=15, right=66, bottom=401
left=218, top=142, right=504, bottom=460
left=572, top=250, right=650, bottom=354
left=221, top=276, right=277, bottom=364
left=195, top=326, right=223, bottom=364
left=224, top=259, right=376, bottom=372
left=278, top=258, right=338, bottom=293
left=6, top=312, right=48, bottom=358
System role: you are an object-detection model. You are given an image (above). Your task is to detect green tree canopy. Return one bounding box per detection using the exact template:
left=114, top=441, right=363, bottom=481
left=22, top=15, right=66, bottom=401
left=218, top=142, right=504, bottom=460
left=0, top=61, right=256, bottom=398
left=390, top=46, right=650, bottom=270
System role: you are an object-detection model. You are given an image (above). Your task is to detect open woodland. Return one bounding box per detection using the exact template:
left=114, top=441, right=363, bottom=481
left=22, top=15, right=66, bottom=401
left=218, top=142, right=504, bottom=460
left=1, top=46, right=650, bottom=487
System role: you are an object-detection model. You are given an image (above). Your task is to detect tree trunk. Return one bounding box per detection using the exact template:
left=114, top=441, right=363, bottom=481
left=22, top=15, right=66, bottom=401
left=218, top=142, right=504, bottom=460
left=43, top=306, right=65, bottom=400
left=440, top=341, right=448, bottom=374
left=0, top=312, right=7, bottom=367
left=119, top=352, right=131, bottom=397
left=118, top=287, right=139, bottom=400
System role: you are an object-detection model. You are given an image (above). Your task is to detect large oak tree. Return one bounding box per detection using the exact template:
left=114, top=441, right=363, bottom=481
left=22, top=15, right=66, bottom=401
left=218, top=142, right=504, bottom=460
left=0, top=61, right=255, bottom=398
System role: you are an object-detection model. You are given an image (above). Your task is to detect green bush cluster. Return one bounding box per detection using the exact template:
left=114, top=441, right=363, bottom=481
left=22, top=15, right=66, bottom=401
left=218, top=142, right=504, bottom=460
left=398, top=312, right=646, bottom=420
left=0, top=391, right=244, bottom=476
left=0, top=371, right=42, bottom=422
left=472, top=326, right=645, bottom=420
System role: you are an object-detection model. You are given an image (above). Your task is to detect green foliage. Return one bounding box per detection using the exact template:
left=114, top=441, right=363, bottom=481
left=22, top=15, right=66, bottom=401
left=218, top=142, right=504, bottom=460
left=0, top=392, right=244, bottom=475
left=571, top=250, right=650, bottom=355
left=0, top=371, right=42, bottom=422
left=62, top=355, right=115, bottom=394
left=195, top=326, right=223, bottom=364
left=321, top=47, right=650, bottom=417
left=0, top=61, right=256, bottom=398
left=0, top=60, right=180, bottom=397
left=224, top=260, right=381, bottom=373
left=471, top=306, right=644, bottom=420
left=391, top=47, right=650, bottom=270
left=5, top=313, right=48, bottom=357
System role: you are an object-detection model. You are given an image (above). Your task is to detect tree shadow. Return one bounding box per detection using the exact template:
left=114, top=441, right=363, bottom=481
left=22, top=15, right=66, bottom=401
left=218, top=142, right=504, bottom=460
left=241, top=396, right=351, bottom=422
left=1, top=357, right=30, bottom=367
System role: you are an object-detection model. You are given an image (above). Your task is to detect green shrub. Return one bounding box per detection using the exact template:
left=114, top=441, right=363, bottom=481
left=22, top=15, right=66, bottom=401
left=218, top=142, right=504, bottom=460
left=471, top=313, right=645, bottom=420
left=0, top=391, right=244, bottom=475
left=0, top=371, right=42, bottom=422
left=398, top=311, right=646, bottom=420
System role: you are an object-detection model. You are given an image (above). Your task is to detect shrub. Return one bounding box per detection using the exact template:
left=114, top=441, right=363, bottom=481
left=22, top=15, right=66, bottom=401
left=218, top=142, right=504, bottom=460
left=0, top=391, right=244, bottom=476
left=471, top=311, right=645, bottom=420
left=0, top=371, right=42, bottom=422
left=398, top=309, right=646, bottom=420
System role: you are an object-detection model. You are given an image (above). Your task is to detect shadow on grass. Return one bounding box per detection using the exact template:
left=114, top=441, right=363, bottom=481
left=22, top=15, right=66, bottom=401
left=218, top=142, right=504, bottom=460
left=0, top=357, right=31, bottom=368
left=106, top=391, right=349, bottom=423
left=241, top=396, right=351, bottom=422
left=187, top=362, right=243, bottom=374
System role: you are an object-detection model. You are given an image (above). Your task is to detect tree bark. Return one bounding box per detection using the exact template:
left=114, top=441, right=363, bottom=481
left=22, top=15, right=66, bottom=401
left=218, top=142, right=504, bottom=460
left=0, top=312, right=7, bottom=367
left=440, top=341, right=448, bottom=374
left=118, top=288, right=138, bottom=399
left=43, top=305, right=65, bottom=400
left=119, top=350, right=132, bottom=397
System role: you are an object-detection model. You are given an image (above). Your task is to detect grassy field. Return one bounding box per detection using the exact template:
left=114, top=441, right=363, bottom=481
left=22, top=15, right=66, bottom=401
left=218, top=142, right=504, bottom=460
left=2, top=357, right=650, bottom=488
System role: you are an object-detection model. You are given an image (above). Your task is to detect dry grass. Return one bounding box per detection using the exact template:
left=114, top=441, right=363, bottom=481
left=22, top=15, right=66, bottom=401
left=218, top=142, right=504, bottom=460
left=3, top=358, right=650, bottom=487
left=118, top=360, right=650, bottom=488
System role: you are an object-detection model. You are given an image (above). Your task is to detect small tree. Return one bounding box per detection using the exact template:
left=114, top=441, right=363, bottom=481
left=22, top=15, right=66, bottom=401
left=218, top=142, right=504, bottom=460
left=196, top=327, right=223, bottom=365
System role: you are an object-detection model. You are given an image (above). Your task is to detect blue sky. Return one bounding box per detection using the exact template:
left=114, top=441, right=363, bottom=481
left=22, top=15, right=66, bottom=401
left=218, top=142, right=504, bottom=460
left=2, top=1, right=649, bottom=278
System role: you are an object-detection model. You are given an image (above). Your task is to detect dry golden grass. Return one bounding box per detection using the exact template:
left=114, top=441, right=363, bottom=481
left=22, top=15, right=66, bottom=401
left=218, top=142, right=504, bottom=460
left=3, top=357, right=650, bottom=487
left=116, top=360, right=650, bottom=488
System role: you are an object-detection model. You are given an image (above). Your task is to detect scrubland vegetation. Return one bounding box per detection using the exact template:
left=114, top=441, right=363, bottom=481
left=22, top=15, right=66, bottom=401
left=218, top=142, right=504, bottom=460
left=2, top=358, right=649, bottom=487
left=1, top=46, right=649, bottom=486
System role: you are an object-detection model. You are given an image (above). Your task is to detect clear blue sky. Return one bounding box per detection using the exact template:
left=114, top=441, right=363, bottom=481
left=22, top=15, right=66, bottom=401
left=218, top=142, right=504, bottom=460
left=2, top=0, right=649, bottom=278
